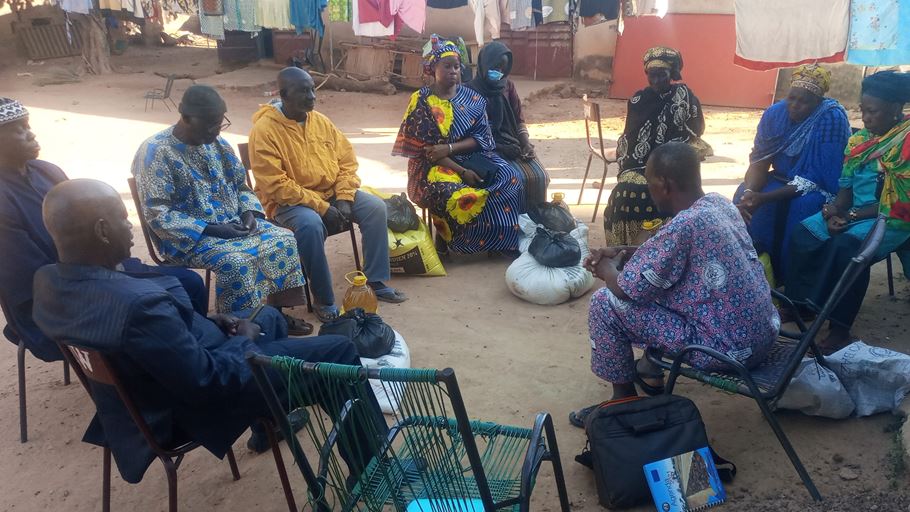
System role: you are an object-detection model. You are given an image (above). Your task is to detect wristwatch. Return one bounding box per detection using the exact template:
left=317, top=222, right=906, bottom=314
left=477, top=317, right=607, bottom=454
left=848, top=208, right=859, bottom=222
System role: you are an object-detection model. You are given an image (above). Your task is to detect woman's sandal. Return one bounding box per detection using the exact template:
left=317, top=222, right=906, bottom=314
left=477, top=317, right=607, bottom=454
left=634, top=357, right=666, bottom=396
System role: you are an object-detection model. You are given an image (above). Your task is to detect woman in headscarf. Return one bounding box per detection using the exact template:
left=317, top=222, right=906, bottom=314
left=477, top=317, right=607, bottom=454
left=392, top=35, right=524, bottom=255
left=466, top=41, right=550, bottom=206
left=786, top=70, right=910, bottom=353
left=735, top=65, right=851, bottom=281
left=603, top=46, right=709, bottom=245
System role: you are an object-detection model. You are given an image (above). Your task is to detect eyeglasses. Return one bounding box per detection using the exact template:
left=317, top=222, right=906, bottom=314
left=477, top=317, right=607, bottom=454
left=191, top=115, right=231, bottom=133
left=219, top=115, right=231, bottom=132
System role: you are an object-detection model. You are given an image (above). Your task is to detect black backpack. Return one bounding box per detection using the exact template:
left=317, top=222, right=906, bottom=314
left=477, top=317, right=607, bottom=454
left=575, top=395, right=736, bottom=509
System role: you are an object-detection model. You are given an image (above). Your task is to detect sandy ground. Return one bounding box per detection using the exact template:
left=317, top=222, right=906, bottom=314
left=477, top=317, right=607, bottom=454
left=0, top=45, right=908, bottom=511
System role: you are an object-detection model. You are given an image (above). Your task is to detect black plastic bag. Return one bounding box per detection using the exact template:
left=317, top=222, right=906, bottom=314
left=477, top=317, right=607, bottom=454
left=384, top=193, right=420, bottom=233
left=528, top=227, right=581, bottom=268
left=318, top=308, right=396, bottom=359
left=528, top=202, right=576, bottom=233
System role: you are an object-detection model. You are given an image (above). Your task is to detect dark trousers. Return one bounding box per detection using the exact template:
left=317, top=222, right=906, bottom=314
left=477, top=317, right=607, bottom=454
left=785, top=224, right=871, bottom=329
left=122, top=258, right=209, bottom=315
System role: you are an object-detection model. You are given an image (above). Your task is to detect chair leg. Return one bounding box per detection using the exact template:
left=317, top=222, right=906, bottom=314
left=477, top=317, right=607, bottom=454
left=577, top=153, right=594, bottom=206
left=144, top=97, right=149, bottom=112
left=591, top=159, right=610, bottom=223
left=303, top=272, right=314, bottom=313
left=17, top=340, right=27, bottom=443
left=63, top=358, right=71, bottom=385
left=167, top=97, right=178, bottom=111
left=204, top=269, right=212, bottom=313
left=163, top=98, right=172, bottom=112
left=543, top=415, right=572, bottom=512
left=264, top=420, right=297, bottom=512
left=350, top=226, right=363, bottom=272
left=102, top=447, right=112, bottom=512
left=887, top=253, right=895, bottom=298
left=163, top=458, right=179, bottom=512
left=753, top=395, right=822, bottom=501
left=226, top=447, right=241, bottom=481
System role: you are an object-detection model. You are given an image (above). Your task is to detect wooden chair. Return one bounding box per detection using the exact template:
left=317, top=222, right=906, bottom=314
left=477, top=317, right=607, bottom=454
left=126, top=177, right=212, bottom=309
left=144, top=74, right=178, bottom=112
left=247, top=354, right=572, bottom=512
left=58, top=341, right=243, bottom=512
left=578, top=94, right=618, bottom=223
left=237, top=143, right=363, bottom=313
left=646, top=216, right=888, bottom=502
left=1, top=297, right=70, bottom=443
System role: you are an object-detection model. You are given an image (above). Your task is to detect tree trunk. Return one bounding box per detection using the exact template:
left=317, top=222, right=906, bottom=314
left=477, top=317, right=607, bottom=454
left=72, top=12, right=112, bottom=75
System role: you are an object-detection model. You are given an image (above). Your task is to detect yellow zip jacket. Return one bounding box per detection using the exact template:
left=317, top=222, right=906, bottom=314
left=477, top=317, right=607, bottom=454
left=249, top=103, right=360, bottom=218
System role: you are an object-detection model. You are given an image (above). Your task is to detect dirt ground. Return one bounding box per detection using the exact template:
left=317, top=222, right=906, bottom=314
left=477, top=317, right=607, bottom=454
left=0, top=45, right=908, bottom=511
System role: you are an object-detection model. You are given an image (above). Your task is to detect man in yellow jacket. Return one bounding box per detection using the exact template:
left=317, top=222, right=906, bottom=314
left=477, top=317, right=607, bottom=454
left=249, top=67, right=407, bottom=322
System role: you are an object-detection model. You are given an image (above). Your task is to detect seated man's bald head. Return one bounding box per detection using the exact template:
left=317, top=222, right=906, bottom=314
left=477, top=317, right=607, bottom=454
left=277, top=67, right=317, bottom=122
left=44, top=179, right=134, bottom=267
left=277, top=66, right=312, bottom=89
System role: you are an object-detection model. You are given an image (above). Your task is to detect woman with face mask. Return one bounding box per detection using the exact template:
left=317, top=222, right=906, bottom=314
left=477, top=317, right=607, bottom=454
left=466, top=41, right=549, bottom=206
left=604, top=46, right=708, bottom=246
left=392, top=35, right=525, bottom=256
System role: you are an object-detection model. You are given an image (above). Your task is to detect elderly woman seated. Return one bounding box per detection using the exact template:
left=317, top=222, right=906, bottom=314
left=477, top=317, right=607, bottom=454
left=735, top=64, right=851, bottom=281
left=570, top=143, right=779, bottom=428
left=785, top=71, right=910, bottom=354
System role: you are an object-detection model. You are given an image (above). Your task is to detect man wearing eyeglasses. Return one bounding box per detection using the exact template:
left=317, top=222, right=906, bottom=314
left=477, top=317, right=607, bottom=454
left=131, top=85, right=311, bottom=334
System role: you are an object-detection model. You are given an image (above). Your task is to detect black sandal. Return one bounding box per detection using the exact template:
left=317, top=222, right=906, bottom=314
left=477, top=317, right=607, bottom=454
left=634, top=357, right=665, bottom=396
left=283, top=313, right=314, bottom=336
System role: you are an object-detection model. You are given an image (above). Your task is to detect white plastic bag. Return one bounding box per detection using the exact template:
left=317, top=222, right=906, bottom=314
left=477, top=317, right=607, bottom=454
left=508, top=214, right=594, bottom=305
left=777, top=359, right=855, bottom=418
left=825, top=341, right=910, bottom=417
left=359, top=330, right=411, bottom=414
left=505, top=252, right=595, bottom=305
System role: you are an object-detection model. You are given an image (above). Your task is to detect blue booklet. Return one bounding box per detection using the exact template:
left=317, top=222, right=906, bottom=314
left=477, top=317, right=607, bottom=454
left=643, top=446, right=726, bottom=512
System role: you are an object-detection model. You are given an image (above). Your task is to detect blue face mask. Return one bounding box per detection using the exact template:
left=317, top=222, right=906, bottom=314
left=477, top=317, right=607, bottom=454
left=487, top=69, right=504, bottom=82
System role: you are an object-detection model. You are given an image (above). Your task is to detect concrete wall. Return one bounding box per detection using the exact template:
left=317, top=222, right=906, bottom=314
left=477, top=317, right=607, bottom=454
left=573, top=19, right=618, bottom=81
left=323, top=7, right=479, bottom=46
left=669, top=0, right=734, bottom=15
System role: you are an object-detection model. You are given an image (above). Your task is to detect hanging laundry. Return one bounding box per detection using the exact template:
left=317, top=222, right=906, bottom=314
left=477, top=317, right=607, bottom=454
left=389, top=0, right=425, bottom=33
left=223, top=0, right=259, bottom=31
left=123, top=0, right=146, bottom=17
left=540, top=0, right=570, bottom=23
left=352, top=0, right=393, bottom=36
left=199, top=0, right=226, bottom=39
left=327, top=0, right=351, bottom=21
left=508, top=0, right=535, bottom=30
left=58, top=0, right=92, bottom=14
left=162, top=0, right=195, bottom=14
left=623, top=0, right=666, bottom=17
left=427, top=0, right=467, bottom=8
left=257, top=0, right=294, bottom=29
left=290, top=0, right=327, bottom=35
left=578, top=0, right=617, bottom=20
left=847, top=0, right=910, bottom=66
left=734, top=0, right=848, bottom=71
left=470, top=0, right=501, bottom=43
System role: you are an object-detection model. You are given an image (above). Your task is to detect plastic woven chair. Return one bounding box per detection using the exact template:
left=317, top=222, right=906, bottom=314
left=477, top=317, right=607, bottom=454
left=246, top=355, right=571, bottom=512
left=237, top=143, right=362, bottom=312
left=645, top=216, right=888, bottom=502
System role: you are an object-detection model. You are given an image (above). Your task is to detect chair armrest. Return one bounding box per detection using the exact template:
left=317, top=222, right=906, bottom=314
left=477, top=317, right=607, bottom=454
left=520, top=412, right=552, bottom=502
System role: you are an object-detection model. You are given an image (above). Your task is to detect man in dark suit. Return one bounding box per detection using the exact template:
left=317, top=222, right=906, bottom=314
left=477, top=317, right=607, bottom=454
left=32, top=178, right=385, bottom=484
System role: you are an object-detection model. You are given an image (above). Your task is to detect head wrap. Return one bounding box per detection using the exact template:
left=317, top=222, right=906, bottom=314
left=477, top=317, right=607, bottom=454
left=643, top=46, right=683, bottom=81
left=178, top=85, right=227, bottom=117
left=862, top=71, right=910, bottom=105
left=0, top=97, right=29, bottom=126
left=790, top=64, right=831, bottom=97
left=422, top=34, right=463, bottom=75
left=474, top=41, right=513, bottom=93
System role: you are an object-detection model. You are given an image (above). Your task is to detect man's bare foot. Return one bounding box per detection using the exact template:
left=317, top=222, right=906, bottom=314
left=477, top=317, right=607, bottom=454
left=816, top=324, right=855, bottom=355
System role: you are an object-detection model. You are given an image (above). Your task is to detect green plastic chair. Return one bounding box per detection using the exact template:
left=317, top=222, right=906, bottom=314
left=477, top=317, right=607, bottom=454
left=246, top=355, right=571, bottom=512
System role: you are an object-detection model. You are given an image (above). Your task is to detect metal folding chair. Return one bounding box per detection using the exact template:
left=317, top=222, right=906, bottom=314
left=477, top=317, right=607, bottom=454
left=237, top=143, right=363, bottom=313
left=2, top=296, right=70, bottom=443
left=578, top=94, right=618, bottom=223
left=646, top=216, right=888, bottom=502
left=57, top=341, right=243, bottom=512
left=144, top=74, right=178, bottom=112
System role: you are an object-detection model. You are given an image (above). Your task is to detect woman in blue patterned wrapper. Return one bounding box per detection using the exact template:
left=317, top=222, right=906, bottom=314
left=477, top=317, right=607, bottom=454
left=735, top=64, right=851, bottom=281
left=393, top=35, right=525, bottom=256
